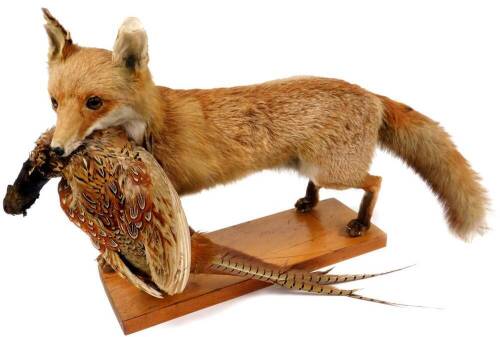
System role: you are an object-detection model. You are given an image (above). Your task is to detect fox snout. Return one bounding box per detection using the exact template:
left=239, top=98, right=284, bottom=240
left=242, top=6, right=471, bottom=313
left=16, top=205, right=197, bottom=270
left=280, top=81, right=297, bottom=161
left=50, top=136, right=82, bottom=157
left=48, top=97, right=88, bottom=157
left=50, top=117, right=84, bottom=157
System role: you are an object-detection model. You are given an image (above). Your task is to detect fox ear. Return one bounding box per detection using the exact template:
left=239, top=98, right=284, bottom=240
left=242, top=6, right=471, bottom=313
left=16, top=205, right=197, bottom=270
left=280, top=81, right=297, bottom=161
left=112, top=17, right=149, bottom=72
left=42, top=8, right=74, bottom=61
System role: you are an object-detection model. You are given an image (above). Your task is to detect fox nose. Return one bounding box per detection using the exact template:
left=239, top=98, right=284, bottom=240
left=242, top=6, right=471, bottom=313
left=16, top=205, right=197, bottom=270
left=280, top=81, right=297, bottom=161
left=51, top=147, right=65, bottom=156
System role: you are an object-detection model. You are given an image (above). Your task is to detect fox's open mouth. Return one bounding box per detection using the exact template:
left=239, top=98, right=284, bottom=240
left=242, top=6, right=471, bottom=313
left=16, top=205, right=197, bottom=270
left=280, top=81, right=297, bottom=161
left=59, top=140, right=83, bottom=157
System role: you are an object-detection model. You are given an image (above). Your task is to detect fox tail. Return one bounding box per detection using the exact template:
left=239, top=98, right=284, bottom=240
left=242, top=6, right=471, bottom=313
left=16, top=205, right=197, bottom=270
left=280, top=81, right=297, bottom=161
left=377, top=95, right=488, bottom=240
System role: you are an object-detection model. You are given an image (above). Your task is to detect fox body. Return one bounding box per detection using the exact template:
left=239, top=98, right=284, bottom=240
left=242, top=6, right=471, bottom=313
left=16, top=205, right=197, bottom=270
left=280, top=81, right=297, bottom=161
left=42, top=9, right=488, bottom=240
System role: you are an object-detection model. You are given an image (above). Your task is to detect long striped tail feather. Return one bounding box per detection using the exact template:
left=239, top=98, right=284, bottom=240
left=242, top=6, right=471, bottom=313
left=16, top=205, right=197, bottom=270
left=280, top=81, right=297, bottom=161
left=210, top=254, right=425, bottom=307
left=309, top=264, right=416, bottom=285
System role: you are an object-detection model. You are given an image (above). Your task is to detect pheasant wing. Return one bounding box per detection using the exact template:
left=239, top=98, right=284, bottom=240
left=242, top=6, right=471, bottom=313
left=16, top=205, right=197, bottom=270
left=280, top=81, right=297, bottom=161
left=121, top=149, right=191, bottom=295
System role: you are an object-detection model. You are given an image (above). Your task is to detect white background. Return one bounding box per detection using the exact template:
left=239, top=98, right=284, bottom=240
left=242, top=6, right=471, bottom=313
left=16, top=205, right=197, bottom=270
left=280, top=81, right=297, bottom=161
left=0, top=1, right=499, bottom=336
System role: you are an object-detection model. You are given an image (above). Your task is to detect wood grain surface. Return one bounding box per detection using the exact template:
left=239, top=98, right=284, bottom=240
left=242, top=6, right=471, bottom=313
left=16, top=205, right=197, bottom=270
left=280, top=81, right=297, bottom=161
left=99, top=198, right=387, bottom=334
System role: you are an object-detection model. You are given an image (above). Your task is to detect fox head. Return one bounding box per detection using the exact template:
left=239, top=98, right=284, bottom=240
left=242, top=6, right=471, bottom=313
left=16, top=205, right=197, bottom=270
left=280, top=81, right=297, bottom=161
left=42, top=8, right=155, bottom=157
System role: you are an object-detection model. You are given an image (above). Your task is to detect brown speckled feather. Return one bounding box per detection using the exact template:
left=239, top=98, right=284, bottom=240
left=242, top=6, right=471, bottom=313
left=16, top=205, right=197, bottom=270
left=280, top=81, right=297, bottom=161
left=34, top=127, right=191, bottom=297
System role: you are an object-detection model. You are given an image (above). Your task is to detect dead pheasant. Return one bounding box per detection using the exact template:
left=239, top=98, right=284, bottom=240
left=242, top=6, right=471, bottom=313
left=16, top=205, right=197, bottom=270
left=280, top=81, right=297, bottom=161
left=4, top=127, right=412, bottom=305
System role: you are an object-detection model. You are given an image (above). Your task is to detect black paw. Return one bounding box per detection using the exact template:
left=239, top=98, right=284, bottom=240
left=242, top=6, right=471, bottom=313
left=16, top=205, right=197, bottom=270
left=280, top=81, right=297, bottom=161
left=295, top=197, right=317, bottom=213
left=346, top=219, right=368, bottom=237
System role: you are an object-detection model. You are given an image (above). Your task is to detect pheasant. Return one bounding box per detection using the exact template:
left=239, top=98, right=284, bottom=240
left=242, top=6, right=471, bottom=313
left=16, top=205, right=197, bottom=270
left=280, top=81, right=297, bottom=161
left=4, top=127, right=411, bottom=304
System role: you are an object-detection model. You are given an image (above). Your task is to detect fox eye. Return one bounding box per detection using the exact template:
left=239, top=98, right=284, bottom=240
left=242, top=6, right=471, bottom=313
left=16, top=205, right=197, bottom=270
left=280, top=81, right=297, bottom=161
left=86, top=96, right=103, bottom=110
left=50, top=97, right=58, bottom=110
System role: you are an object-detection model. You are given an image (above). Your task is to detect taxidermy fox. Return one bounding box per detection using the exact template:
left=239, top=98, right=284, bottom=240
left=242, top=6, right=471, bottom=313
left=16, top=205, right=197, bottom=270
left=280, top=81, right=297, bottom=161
left=42, top=9, right=487, bottom=240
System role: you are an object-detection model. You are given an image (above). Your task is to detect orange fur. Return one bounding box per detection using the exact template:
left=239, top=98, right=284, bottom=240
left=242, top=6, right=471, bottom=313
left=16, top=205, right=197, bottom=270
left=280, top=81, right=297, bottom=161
left=377, top=95, right=488, bottom=239
left=43, top=10, right=488, bottom=240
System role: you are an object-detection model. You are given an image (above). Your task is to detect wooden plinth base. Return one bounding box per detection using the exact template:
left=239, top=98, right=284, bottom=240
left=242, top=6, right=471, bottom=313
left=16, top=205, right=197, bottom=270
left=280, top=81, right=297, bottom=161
left=99, top=198, right=387, bottom=334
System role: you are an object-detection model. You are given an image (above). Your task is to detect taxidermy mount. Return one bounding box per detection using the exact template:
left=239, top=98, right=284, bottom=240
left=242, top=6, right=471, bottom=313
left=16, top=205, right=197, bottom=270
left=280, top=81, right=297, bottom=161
left=42, top=7, right=487, bottom=240
left=4, top=127, right=411, bottom=305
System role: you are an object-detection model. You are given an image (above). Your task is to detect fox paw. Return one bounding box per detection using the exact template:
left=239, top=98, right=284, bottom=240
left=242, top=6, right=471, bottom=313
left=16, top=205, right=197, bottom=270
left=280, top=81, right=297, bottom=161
left=346, top=219, right=369, bottom=237
left=295, top=197, right=317, bottom=213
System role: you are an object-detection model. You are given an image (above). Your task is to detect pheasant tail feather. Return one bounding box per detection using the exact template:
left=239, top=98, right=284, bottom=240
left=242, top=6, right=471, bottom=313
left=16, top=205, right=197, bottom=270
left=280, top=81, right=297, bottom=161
left=210, top=254, right=421, bottom=307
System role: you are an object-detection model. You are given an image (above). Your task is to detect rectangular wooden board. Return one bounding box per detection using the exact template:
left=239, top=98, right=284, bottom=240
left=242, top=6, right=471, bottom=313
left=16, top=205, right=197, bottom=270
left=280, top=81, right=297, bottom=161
left=99, top=198, right=387, bottom=334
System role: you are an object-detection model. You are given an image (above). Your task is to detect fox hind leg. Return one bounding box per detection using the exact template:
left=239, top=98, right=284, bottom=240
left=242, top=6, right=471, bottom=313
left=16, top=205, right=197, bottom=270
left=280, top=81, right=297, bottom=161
left=295, top=180, right=321, bottom=213
left=314, top=174, right=382, bottom=237
left=345, top=175, right=382, bottom=237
